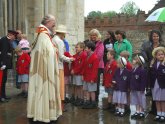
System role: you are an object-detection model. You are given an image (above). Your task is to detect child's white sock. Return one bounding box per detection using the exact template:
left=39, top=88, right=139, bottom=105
left=157, top=111, right=161, bottom=116
left=119, top=108, right=122, bottom=112
left=66, top=93, right=69, bottom=98
left=121, top=108, right=124, bottom=113
left=161, top=112, right=165, bottom=116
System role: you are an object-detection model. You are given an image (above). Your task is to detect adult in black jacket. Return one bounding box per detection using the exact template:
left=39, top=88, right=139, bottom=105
left=103, top=30, right=116, bottom=65
left=0, top=30, right=18, bottom=102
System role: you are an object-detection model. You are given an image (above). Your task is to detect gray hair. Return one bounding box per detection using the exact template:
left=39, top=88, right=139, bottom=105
left=41, top=14, right=55, bottom=25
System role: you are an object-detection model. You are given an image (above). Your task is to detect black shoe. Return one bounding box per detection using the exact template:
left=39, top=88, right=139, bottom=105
left=0, top=98, right=9, bottom=102
left=131, top=112, right=139, bottom=119
left=119, top=112, right=126, bottom=117
left=75, top=99, right=84, bottom=106
left=159, top=116, right=165, bottom=122
left=70, top=96, right=75, bottom=104
left=145, top=89, right=152, bottom=96
left=154, top=115, right=160, bottom=121
left=89, top=101, right=97, bottom=109
left=73, top=99, right=79, bottom=106
left=17, top=92, right=25, bottom=96
left=64, top=97, right=70, bottom=103
left=138, top=113, right=145, bottom=119
left=23, top=93, right=28, bottom=98
left=114, top=110, right=120, bottom=116
left=5, top=96, right=11, bottom=100
left=82, top=101, right=90, bottom=109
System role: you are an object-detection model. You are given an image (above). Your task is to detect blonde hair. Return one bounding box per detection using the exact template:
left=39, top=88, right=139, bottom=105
left=22, top=34, right=27, bottom=39
left=150, top=47, right=165, bottom=66
left=15, top=46, right=22, bottom=53
left=89, top=29, right=102, bottom=41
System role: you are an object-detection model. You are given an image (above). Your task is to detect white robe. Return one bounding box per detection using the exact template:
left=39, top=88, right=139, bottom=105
left=27, top=28, right=62, bottom=122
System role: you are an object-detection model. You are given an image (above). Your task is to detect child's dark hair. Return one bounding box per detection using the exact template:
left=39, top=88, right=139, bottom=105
left=107, top=49, right=115, bottom=58
left=115, top=30, right=126, bottom=39
left=76, top=42, right=85, bottom=49
left=86, top=41, right=95, bottom=51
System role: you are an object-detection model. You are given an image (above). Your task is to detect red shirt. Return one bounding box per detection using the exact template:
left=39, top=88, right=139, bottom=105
left=71, top=51, right=87, bottom=75
left=16, top=53, right=31, bottom=74
left=103, top=60, right=117, bottom=88
left=64, top=52, right=72, bottom=76
left=126, top=61, right=132, bottom=71
left=83, top=53, right=99, bottom=83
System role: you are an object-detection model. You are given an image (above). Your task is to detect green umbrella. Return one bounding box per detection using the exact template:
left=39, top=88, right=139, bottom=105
left=145, top=7, right=165, bottom=22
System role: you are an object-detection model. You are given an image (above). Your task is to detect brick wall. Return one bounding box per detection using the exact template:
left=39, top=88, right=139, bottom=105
left=85, top=11, right=165, bottom=52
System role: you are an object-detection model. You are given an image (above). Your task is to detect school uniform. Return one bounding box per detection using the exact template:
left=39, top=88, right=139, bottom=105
left=16, top=53, right=31, bottom=83
left=126, top=61, right=132, bottom=71
left=130, top=66, right=147, bottom=109
left=83, top=53, right=99, bottom=92
left=150, top=61, right=165, bottom=101
left=103, top=60, right=117, bottom=94
left=112, top=68, right=131, bottom=104
left=72, top=51, right=87, bottom=86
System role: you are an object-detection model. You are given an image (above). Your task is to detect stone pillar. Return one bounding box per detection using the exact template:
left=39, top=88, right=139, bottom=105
left=0, top=0, right=8, bottom=36
left=47, top=0, right=57, bottom=16
left=56, top=0, right=84, bottom=54
left=26, top=0, right=45, bottom=42
left=0, top=0, right=4, bottom=36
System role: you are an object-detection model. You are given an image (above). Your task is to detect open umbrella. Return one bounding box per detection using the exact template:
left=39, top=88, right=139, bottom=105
left=145, top=7, right=165, bottom=22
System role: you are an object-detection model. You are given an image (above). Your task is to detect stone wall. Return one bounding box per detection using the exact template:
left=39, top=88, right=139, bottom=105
left=85, top=11, right=165, bottom=52
left=0, top=0, right=84, bottom=54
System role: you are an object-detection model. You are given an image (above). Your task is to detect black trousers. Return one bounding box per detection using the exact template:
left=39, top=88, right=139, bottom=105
left=96, top=68, right=104, bottom=101
left=1, top=69, right=7, bottom=98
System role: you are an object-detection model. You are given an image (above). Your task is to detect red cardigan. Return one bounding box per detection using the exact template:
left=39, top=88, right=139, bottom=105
left=72, top=51, right=87, bottom=75
left=103, top=60, right=117, bottom=88
left=83, top=53, right=99, bottom=83
left=64, top=52, right=72, bottom=76
left=126, top=61, right=132, bottom=71
left=16, top=53, right=31, bottom=74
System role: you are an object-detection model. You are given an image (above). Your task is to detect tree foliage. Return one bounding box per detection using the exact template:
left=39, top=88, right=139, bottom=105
left=87, top=11, right=102, bottom=18
left=102, top=11, right=117, bottom=18
left=120, top=1, right=139, bottom=16
left=86, top=1, right=139, bottom=18
left=87, top=11, right=117, bottom=18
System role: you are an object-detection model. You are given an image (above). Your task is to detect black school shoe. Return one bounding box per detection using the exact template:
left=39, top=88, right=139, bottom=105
left=82, top=101, right=97, bottom=109
left=154, top=115, right=161, bottom=121
left=131, top=112, right=139, bottom=119
left=0, top=98, right=9, bottom=102
left=159, top=116, right=165, bottom=122
left=119, top=112, right=127, bottom=117
left=64, top=97, right=70, bottom=103
left=114, top=110, right=120, bottom=116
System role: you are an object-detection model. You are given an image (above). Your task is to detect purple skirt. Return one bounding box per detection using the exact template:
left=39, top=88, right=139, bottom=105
left=152, top=80, right=165, bottom=101
left=130, top=91, right=146, bottom=109
left=113, top=91, right=127, bottom=104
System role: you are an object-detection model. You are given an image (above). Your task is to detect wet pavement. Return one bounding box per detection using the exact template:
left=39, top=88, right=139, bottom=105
left=0, top=84, right=161, bottom=124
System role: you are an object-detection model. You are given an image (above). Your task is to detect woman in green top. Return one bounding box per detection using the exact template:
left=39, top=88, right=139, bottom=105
left=114, top=30, right=132, bottom=62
